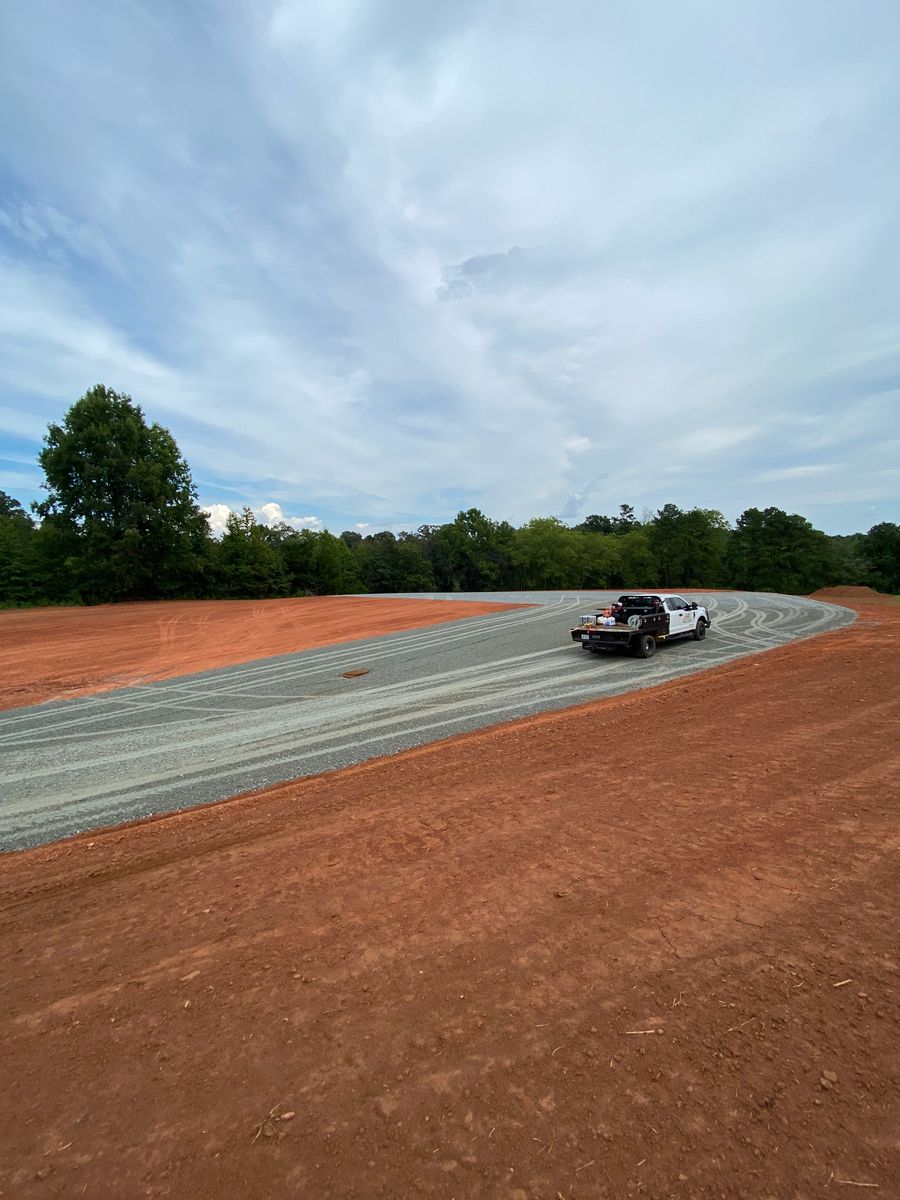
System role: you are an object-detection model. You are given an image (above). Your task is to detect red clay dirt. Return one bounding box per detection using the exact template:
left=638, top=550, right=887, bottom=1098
left=1, top=596, right=898, bottom=1199
left=0, top=596, right=527, bottom=711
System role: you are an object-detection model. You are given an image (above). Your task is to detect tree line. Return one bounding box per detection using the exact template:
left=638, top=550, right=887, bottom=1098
left=1, top=385, right=897, bottom=607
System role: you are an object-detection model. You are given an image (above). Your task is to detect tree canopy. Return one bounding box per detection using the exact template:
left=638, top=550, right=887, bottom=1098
left=1, top=385, right=897, bottom=608
left=725, top=506, right=837, bottom=594
left=35, top=385, right=210, bottom=602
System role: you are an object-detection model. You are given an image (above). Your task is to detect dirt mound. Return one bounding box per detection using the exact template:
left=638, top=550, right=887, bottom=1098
left=810, top=585, right=885, bottom=598
left=810, top=585, right=898, bottom=607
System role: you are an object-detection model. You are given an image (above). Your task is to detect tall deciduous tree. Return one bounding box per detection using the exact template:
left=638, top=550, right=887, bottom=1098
left=0, top=491, right=39, bottom=606
left=574, top=513, right=615, bottom=535
left=725, top=507, right=835, bottom=594
left=353, top=531, right=435, bottom=593
left=278, top=527, right=321, bottom=595
left=452, top=508, right=515, bottom=590
left=571, top=531, right=618, bottom=587
left=861, top=522, right=900, bottom=593
left=423, top=522, right=468, bottom=591
left=512, top=517, right=579, bottom=588
left=395, top=532, right=436, bottom=592
left=217, top=508, right=288, bottom=598
left=611, top=528, right=656, bottom=587
left=314, top=530, right=363, bottom=595
left=650, top=504, right=730, bottom=587
left=36, top=385, right=210, bottom=602
left=575, top=504, right=640, bottom=538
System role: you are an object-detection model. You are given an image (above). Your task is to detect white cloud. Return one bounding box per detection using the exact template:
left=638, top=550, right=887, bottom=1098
left=351, top=521, right=418, bottom=536
left=201, top=502, right=323, bottom=537
left=200, top=504, right=233, bottom=538
left=755, top=464, right=838, bottom=482
left=671, top=427, right=762, bottom=457
left=256, top=502, right=322, bottom=530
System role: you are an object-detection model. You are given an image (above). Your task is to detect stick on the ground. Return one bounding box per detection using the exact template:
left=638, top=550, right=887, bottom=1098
left=252, top=1103, right=286, bottom=1144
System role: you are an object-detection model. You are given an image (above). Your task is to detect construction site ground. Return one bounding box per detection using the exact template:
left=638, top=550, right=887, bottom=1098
left=0, top=587, right=897, bottom=1199
left=0, top=596, right=527, bottom=711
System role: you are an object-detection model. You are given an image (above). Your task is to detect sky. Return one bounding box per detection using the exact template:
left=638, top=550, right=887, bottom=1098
left=1, top=1, right=899, bottom=538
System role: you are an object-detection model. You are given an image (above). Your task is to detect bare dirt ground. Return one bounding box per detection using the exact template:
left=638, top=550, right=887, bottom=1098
left=1, top=591, right=898, bottom=1199
left=0, top=596, right=527, bottom=711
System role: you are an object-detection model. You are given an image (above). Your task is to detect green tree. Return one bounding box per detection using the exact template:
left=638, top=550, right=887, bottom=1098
left=574, top=513, right=615, bottom=535
left=35, top=385, right=210, bottom=602
left=571, top=531, right=618, bottom=587
left=314, top=530, right=363, bottom=594
left=828, top=534, right=868, bottom=586
left=512, top=517, right=579, bottom=588
left=451, top=508, right=515, bottom=590
left=256, top=520, right=326, bottom=596
left=725, top=507, right=835, bottom=593
left=395, top=532, right=436, bottom=591
left=278, top=527, right=321, bottom=595
left=861, top=522, right=900, bottom=593
left=422, top=522, right=468, bottom=591
left=611, top=504, right=639, bottom=534
left=352, top=531, right=436, bottom=593
left=0, top=490, right=29, bottom=520
left=648, top=504, right=730, bottom=587
left=649, top=503, right=686, bottom=588
left=32, top=514, right=83, bottom=604
left=575, top=505, right=639, bottom=536
left=216, top=508, right=288, bottom=598
left=611, top=527, right=656, bottom=587
left=356, top=531, right=403, bottom=592
left=0, top=491, right=40, bottom=606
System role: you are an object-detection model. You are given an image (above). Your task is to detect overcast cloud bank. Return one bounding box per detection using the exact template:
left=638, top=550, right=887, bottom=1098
left=2, top=1, right=898, bottom=536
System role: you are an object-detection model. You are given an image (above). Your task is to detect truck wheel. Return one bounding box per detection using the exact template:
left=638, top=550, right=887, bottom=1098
left=692, top=620, right=707, bottom=641
left=636, top=634, right=656, bottom=659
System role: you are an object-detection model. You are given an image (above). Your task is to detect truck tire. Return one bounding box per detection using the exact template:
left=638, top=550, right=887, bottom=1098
left=635, top=634, right=656, bottom=659
left=692, top=620, right=707, bottom=641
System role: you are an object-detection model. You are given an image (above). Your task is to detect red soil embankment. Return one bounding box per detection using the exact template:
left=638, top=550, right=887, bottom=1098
left=0, top=596, right=897, bottom=1197
left=0, top=595, right=527, bottom=710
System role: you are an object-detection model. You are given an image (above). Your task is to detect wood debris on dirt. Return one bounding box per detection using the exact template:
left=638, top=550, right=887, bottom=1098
left=251, top=1105, right=295, bottom=1144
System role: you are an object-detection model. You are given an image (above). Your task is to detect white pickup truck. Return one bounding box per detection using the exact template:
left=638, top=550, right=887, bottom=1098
left=570, top=593, right=711, bottom=659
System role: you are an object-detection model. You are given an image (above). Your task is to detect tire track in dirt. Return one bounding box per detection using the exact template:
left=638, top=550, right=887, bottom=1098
left=0, top=595, right=895, bottom=1200
left=0, top=592, right=854, bottom=850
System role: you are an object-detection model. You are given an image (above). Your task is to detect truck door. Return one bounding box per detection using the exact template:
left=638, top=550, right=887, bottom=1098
left=666, top=597, right=692, bottom=634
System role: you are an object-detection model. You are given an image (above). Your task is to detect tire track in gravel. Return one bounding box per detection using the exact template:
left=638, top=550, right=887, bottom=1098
left=0, top=591, right=854, bottom=850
